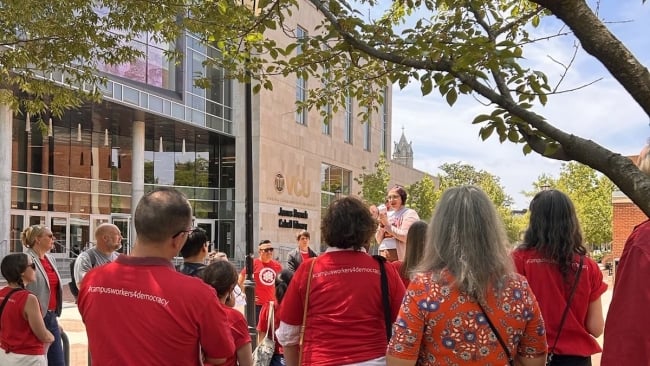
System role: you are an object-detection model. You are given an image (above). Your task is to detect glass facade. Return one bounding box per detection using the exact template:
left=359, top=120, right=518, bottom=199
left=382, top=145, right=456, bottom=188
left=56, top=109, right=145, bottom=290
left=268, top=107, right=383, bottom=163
left=7, top=29, right=239, bottom=258
left=11, top=104, right=236, bottom=257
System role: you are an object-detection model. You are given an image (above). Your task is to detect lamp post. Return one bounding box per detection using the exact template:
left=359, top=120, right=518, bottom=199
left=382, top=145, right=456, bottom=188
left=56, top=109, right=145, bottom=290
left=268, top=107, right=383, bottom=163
left=242, top=0, right=258, bottom=346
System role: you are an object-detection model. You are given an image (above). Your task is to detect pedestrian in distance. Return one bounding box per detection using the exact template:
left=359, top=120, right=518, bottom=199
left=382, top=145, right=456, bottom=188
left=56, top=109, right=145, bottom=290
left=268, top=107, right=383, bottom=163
left=601, top=142, right=650, bottom=366
left=387, top=186, right=547, bottom=366
left=199, top=261, right=253, bottom=366
left=513, top=189, right=606, bottom=366
left=278, top=196, right=405, bottom=366
left=72, top=223, right=122, bottom=290
left=22, top=225, right=66, bottom=366
left=257, top=269, right=293, bottom=366
left=0, top=253, right=54, bottom=366
left=78, top=187, right=234, bottom=365
left=287, top=230, right=318, bottom=273
left=176, top=227, right=210, bottom=277
left=238, top=240, right=283, bottom=324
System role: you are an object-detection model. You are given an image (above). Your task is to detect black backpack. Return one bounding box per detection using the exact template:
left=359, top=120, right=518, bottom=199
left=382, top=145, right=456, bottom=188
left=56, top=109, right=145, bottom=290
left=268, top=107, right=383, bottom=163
left=68, top=250, right=97, bottom=300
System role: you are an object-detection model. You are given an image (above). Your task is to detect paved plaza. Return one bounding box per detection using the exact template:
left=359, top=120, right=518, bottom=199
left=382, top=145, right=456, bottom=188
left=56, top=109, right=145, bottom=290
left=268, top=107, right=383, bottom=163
left=59, top=272, right=614, bottom=366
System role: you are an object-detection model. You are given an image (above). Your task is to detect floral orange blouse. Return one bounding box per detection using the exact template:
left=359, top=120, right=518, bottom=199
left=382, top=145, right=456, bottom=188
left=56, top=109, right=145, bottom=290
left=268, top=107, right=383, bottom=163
left=387, top=270, right=547, bottom=365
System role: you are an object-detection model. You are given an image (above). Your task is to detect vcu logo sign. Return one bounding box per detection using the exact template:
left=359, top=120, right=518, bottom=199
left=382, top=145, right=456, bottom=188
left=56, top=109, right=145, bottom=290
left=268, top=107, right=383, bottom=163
left=274, top=171, right=311, bottom=198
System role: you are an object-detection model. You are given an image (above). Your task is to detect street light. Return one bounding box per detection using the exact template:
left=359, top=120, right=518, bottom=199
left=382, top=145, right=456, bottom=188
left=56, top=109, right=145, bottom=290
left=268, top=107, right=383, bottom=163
left=242, top=0, right=258, bottom=346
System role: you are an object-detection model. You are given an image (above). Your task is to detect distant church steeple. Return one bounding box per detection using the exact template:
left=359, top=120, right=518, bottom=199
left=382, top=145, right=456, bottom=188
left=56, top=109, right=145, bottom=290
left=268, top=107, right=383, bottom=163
left=392, top=126, right=413, bottom=168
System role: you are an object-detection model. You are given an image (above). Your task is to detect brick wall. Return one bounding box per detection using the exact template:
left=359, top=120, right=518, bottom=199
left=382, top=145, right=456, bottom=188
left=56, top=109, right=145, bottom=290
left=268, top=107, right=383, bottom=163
left=612, top=201, right=647, bottom=258
left=611, top=154, right=648, bottom=260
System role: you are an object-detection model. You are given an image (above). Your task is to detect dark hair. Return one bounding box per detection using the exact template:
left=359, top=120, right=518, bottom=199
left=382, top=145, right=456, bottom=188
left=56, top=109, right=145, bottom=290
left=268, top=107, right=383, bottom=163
left=259, top=239, right=271, bottom=246
left=296, top=230, right=310, bottom=240
left=401, top=220, right=428, bottom=279
left=134, top=187, right=193, bottom=243
left=1, top=253, right=29, bottom=288
left=275, top=269, right=294, bottom=303
left=388, top=185, right=407, bottom=204
left=180, top=228, right=208, bottom=258
left=522, top=189, right=586, bottom=279
left=321, top=196, right=376, bottom=250
left=199, top=261, right=238, bottom=297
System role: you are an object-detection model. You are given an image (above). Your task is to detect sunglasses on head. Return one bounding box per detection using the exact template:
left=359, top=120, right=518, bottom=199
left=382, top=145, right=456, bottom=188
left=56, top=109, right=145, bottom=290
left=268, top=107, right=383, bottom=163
left=260, top=248, right=274, bottom=253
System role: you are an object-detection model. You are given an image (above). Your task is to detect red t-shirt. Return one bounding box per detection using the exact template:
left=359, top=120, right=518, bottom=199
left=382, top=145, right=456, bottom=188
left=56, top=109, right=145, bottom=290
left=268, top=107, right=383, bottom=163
left=0, top=288, right=44, bottom=355
left=602, top=220, right=650, bottom=365
left=39, top=257, right=59, bottom=311
left=218, top=306, right=251, bottom=366
left=78, top=255, right=235, bottom=365
left=257, top=301, right=282, bottom=355
left=240, top=259, right=282, bottom=305
left=279, top=250, right=406, bottom=365
left=512, top=248, right=607, bottom=356
left=300, top=251, right=310, bottom=262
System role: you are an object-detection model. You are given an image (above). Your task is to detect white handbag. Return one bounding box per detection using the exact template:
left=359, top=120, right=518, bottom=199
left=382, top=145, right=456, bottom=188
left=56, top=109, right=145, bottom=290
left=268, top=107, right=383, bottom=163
left=252, top=301, right=275, bottom=366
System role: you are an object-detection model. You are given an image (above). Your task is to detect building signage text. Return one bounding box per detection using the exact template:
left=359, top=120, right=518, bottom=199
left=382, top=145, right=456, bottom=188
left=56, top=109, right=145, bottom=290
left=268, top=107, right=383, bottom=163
left=278, top=207, right=308, bottom=230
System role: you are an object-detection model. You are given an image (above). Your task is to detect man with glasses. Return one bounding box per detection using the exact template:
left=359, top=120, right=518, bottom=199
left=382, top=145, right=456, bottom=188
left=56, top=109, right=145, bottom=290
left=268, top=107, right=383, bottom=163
left=78, top=187, right=234, bottom=365
left=238, top=239, right=283, bottom=323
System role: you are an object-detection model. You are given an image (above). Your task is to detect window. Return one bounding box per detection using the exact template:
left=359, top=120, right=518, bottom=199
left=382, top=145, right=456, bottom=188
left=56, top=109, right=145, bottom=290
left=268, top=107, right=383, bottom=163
left=97, top=32, right=177, bottom=91
left=320, top=162, right=352, bottom=249
left=296, top=26, right=308, bottom=125
left=363, top=119, right=371, bottom=151
left=344, top=93, right=353, bottom=143
left=381, top=88, right=389, bottom=154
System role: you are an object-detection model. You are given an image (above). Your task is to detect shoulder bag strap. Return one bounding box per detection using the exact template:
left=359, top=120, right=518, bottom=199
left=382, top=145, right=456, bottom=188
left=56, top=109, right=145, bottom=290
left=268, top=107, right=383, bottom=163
left=298, top=258, right=317, bottom=366
left=548, top=255, right=584, bottom=362
left=373, top=255, right=392, bottom=342
left=0, top=288, right=24, bottom=331
left=477, top=301, right=514, bottom=366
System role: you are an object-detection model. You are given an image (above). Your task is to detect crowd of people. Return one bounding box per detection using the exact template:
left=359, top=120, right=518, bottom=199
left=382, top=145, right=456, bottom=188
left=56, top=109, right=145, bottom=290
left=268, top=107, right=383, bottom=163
left=1, top=144, right=650, bottom=365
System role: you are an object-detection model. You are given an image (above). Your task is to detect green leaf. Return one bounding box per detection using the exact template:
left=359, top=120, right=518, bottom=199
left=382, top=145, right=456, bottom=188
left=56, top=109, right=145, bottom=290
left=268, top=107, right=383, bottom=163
left=507, top=128, right=519, bottom=142
left=446, top=88, right=458, bottom=106
left=472, top=114, right=491, bottom=124
left=421, top=77, right=433, bottom=95
left=480, top=125, right=495, bottom=141
left=532, top=15, right=540, bottom=27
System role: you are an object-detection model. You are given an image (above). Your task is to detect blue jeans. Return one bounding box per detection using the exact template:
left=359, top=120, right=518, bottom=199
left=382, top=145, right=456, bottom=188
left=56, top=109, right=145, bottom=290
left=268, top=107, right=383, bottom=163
left=44, top=311, right=65, bottom=366
left=270, top=354, right=285, bottom=366
left=255, top=304, right=262, bottom=325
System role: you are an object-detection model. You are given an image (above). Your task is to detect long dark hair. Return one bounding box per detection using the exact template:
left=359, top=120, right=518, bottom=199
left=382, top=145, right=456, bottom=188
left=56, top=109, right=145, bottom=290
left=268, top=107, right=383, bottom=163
left=1, top=253, right=29, bottom=288
left=401, top=220, right=427, bottom=280
left=522, top=189, right=586, bottom=278
left=199, top=261, right=238, bottom=297
left=275, top=269, right=293, bottom=304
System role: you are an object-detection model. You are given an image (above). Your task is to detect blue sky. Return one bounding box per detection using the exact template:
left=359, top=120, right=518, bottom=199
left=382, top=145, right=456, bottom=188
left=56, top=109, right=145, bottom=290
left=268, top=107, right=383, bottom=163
left=389, top=1, right=650, bottom=208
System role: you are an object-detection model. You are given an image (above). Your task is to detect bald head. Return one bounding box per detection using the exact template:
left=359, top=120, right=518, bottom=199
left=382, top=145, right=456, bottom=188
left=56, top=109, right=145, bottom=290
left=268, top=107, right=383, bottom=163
left=638, top=144, right=650, bottom=175
left=95, top=223, right=122, bottom=254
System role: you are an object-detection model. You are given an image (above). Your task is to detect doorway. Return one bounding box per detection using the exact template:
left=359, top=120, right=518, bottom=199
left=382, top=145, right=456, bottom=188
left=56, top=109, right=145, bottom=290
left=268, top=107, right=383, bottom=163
left=111, top=214, right=131, bottom=254
left=195, top=219, right=215, bottom=252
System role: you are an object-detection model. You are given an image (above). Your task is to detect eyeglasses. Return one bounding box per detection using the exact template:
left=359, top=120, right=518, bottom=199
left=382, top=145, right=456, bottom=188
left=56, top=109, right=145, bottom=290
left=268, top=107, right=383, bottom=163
left=260, top=248, right=274, bottom=253
left=172, top=228, right=193, bottom=239
left=28, top=263, right=36, bottom=270
left=386, top=195, right=401, bottom=200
